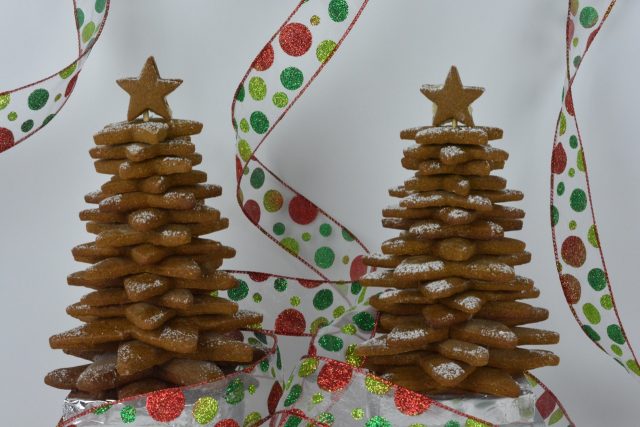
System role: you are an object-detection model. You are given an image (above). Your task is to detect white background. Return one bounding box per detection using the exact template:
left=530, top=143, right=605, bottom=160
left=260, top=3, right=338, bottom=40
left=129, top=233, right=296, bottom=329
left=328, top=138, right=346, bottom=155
left=1, top=1, right=639, bottom=425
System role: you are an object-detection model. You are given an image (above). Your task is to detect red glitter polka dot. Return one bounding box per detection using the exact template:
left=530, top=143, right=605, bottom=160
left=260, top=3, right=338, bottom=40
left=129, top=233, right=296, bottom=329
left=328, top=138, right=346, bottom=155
left=394, top=387, right=432, bottom=415
left=560, top=273, right=581, bottom=304
left=552, top=143, right=567, bottom=174
left=350, top=255, right=368, bottom=281
left=146, top=388, right=185, bottom=422
left=214, top=420, right=240, bottom=427
left=248, top=272, right=270, bottom=282
left=268, top=381, right=283, bottom=414
left=253, top=43, right=275, bottom=71
left=235, top=156, right=242, bottom=180
left=561, top=236, right=586, bottom=267
left=244, top=199, right=261, bottom=224
left=298, top=279, right=323, bottom=288
left=288, top=195, right=318, bottom=225
left=275, top=308, right=306, bottom=335
left=317, top=360, right=352, bottom=392
left=279, top=23, right=312, bottom=57
left=565, top=87, right=574, bottom=116
left=65, top=73, right=79, bottom=97
left=536, top=390, right=557, bottom=419
left=0, top=128, right=15, bottom=152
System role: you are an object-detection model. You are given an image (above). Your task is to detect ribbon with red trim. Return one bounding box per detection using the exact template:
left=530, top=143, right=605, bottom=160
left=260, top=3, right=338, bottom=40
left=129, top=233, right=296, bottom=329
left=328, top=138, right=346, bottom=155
left=0, top=0, right=109, bottom=153
left=551, top=0, right=640, bottom=378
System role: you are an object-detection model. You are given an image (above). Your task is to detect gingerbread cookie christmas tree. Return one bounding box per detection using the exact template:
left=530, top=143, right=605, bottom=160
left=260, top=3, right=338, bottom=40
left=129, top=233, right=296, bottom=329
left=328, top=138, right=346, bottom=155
left=355, top=67, right=559, bottom=397
left=45, top=57, right=263, bottom=399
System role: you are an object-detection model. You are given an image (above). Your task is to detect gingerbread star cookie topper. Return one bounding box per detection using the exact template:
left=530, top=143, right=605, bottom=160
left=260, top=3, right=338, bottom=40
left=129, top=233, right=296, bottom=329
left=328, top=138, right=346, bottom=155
left=420, top=66, right=484, bottom=127
left=117, top=56, right=182, bottom=121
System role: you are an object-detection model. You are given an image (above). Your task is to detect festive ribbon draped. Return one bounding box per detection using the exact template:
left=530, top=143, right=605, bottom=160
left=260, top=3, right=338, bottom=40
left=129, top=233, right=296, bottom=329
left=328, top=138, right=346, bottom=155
left=0, top=0, right=109, bottom=153
left=551, top=0, right=640, bottom=379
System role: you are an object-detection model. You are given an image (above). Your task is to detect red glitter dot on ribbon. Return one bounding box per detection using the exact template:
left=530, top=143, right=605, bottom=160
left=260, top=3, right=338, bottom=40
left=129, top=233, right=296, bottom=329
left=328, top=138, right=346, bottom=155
left=560, top=273, right=582, bottom=304
left=268, top=381, right=283, bottom=414
left=350, top=255, right=367, bottom=281
left=248, top=272, right=270, bottom=282
left=298, top=278, right=323, bottom=288
left=536, top=390, right=557, bottom=419
left=394, top=387, right=432, bottom=415
left=552, top=143, right=567, bottom=174
left=564, top=87, right=575, bottom=116
left=0, top=128, right=15, bottom=152
left=244, top=199, right=261, bottom=224
left=279, top=23, right=312, bottom=57
left=253, top=43, right=275, bottom=71
left=146, top=388, right=185, bottom=422
left=235, top=156, right=243, bottom=180
left=275, top=308, right=306, bottom=335
left=288, top=195, right=318, bottom=225
left=317, top=360, right=352, bottom=392
left=561, top=236, right=586, bottom=267
left=214, top=420, right=240, bottom=427
left=65, top=73, right=79, bottom=97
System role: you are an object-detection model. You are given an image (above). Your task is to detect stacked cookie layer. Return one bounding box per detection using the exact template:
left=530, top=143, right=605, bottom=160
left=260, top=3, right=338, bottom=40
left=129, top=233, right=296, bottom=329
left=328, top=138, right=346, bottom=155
left=355, top=125, right=559, bottom=398
left=45, top=118, right=263, bottom=400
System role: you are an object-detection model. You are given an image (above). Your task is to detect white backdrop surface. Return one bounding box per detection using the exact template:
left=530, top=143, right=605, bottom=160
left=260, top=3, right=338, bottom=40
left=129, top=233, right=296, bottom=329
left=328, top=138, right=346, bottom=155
left=1, top=1, right=639, bottom=426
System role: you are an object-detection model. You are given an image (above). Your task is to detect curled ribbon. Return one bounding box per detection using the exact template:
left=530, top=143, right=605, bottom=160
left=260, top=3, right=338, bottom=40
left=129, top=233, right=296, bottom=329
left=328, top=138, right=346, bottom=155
left=0, top=0, right=109, bottom=153
left=551, top=0, right=640, bottom=378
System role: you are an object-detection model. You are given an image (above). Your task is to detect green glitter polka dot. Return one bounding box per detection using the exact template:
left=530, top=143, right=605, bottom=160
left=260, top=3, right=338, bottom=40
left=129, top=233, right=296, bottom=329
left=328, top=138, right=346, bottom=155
left=310, top=15, right=320, bottom=25
left=347, top=408, right=364, bottom=421
left=314, top=247, right=335, bottom=269
left=568, top=168, right=576, bottom=177
left=250, top=168, right=265, bottom=189
left=577, top=149, right=586, bottom=172
left=0, top=94, right=10, bottom=111
left=311, top=317, right=329, bottom=334
left=342, top=255, right=349, bottom=264
left=228, top=280, right=249, bottom=301
left=260, top=359, right=269, bottom=372
left=273, top=222, right=286, bottom=236
left=319, top=334, right=343, bottom=352
left=313, top=289, right=334, bottom=310
left=551, top=206, right=559, bottom=226
left=600, top=294, right=613, bottom=310
left=59, top=63, right=77, bottom=79
left=236, top=84, right=245, bottom=101
left=55, top=93, right=62, bottom=101
left=580, top=6, right=598, bottom=28
left=28, top=89, right=49, bottom=110
left=466, top=421, right=489, bottom=427
left=570, top=188, right=587, bottom=211
left=7, top=112, right=17, bottom=121
left=21, top=120, right=34, bottom=133
left=582, top=313, right=605, bottom=340
left=263, top=189, right=283, bottom=212
left=280, top=67, right=304, bottom=90
left=365, top=415, right=391, bottom=427
left=253, top=292, right=262, bottom=303
left=333, top=305, right=345, bottom=318
left=82, top=21, right=96, bottom=43
left=559, top=113, right=567, bottom=135
left=353, top=311, right=375, bottom=331
left=193, top=397, right=218, bottom=424
left=317, top=412, right=334, bottom=425
left=611, top=344, right=623, bottom=356
left=248, top=384, right=257, bottom=395
left=93, top=404, right=112, bottom=415
left=75, top=8, right=85, bottom=28
left=329, top=0, right=349, bottom=21
left=225, top=378, right=245, bottom=405
left=342, top=228, right=355, bottom=241
left=607, top=324, right=625, bottom=345
left=95, top=0, right=107, bottom=13
left=302, top=232, right=312, bottom=241
left=243, top=166, right=250, bottom=176
left=588, top=268, right=606, bottom=291
left=281, top=237, right=300, bottom=255
left=444, top=422, right=461, bottom=427
left=248, top=77, right=267, bottom=101
left=319, top=223, right=332, bottom=237
left=273, top=92, right=289, bottom=108
left=341, top=324, right=357, bottom=335
left=284, top=416, right=302, bottom=427
left=250, top=111, right=269, bottom=134
left=312, top=393, right=324, bottom=404
left=351, top=282, right=362, bottom=295
left=365, top=375, right=390, bottom=395
left=587, top=225, right=599, bottom=248
left=284, top=384, right=303, bottom=406
left=120, top=406, right=136, bottom=423
left=346, top=343, right=363, bottom=367
left=626, top=360, right=640, bottom=376
left=299, top=358, right=318, bottom=377
left=240, top=118, right=250, bottom=133
left=244, top=412, right=261, bottom=426
left=569, top=220, right=577, bottom=230
left=569, top=135, right=578, bottom=149
left=316, top=40, right=337, bottom=63
left=274, top=278, right=288, bottom=292
left=290, top=295, right=301, bottom=306
left=238, top=139, right=252, bottom=161
left=583, top=303, right=601, bottom=324
left=573, top=37, right=579, bottom=47
left=557, top=182, right=565, bottom=196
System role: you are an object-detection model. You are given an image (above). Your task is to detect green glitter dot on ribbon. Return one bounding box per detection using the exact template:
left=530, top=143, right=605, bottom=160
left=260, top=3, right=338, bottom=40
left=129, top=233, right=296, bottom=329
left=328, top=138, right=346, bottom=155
left=43, top=114, right=55, bottom=126
left=192, top=397, right=218, bottom=424
left=319, top=223, right=332, bottom=237
left=302, top=232, right=312, bottom=241
left=28, top=89, right=49, bottom=110
left=316, top=40, right=337, bottom=63
left=353, top=311, right=375, bottom=331
left=365, top=415, right=391, bottom=427
left=600, top=294, right=613, bottom=310
left=249, top=76, right=267, bottom=101
left=588, top=268, right=606, bottom=291
left=238, top=139, right=252, bottom=161
left=0, top=94, right=10, bottom=110
left=120, top=406, right=136, bottom=423
left=341, top=324, right=356, bottom=335
left=569, top=135, right=578, bottom=149
left=281, top=237, right=300, bottom=255
left=312, top=393, right=324, bottom=404
left=224, top=378, right=245, bottom=404
left=298, top=357, right=319, bottom=377
left=284, top=384, right=303, bottom=406
left=284, top=416, right=302, bottom=427
left=311, top=316, right=329, bottom=334
left=570, top=188, right=587, bottom=212
left=342, top=228, right=355, bottom=241
left=551, top=205, right=559, bottom=226
left=75, top=8, right=85, bottom=28
left=352, top=408, right=365, bottom=420
left=315, top=246, right=335, bottom=269
left=280, top=67, right=304, bottom=90
left=351, top=282, right=362, bottom=295
left=317, top=412, right=335, bottom=425
left=290, top=295, right=301, bottom=306
left=239, top=118, right=250, bottom=133
left=559, top=112, right=566, bottom=135
left=587, top=225, right=599, bottom=248
left=607, top=324, right=626, bottom=345
left=313, top=289, right=334, bottom=310
left=253, top=292, right=262, bottom=303
left=82, top=22, right=96, bottom=43
left=273, top=222, right=285, bottom=236
left=250, top=111, right=270, bottom=134
left=7, top=111, right=16, bottom=121
left=93, top=404, right=112, bottom=415
left=626, top=360, right=640, bottom=376
left=273, top=91, right=289, bottom=108
left=333, top=305, right=345, bottom=318
left=244, top=412, right=262, bottom=425
left=580, top=6, right=599, bottom=28
left=365, top=375, right=390, bottom=395
left=274, top=277, right=288, bottom=292
left=611, top=344, right=623, bottom=356
left=556, top=182, right=565, bottom=196
left=318, top=334, right=343, bottom=351
left=583, top=303, right=601, bottom=324
left=21, top=120, right=34, bottom=133
left=260, top=359, right=269, bottom=372
left=583, top=325, right=600, bottom=342
left=228, top=280, right=249, bottom=301
left=95, top=0, right=107, bottom=13
left=328, top=0, right=349, bottom=21
left=236, top=84, right=245, bottom=101
left=250, top=167, right=265, bottom=189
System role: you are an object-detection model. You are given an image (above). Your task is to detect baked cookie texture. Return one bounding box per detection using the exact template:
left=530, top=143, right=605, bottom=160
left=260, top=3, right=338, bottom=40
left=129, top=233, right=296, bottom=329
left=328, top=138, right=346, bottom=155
left=355, top=67, right=559, bottom=398
left=45, top=57, right=263, bottom=400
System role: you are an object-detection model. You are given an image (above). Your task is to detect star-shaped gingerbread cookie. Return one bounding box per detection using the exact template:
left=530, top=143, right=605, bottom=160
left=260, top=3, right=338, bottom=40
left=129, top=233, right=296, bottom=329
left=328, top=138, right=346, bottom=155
left=117, top=56, right=182, bottom=121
